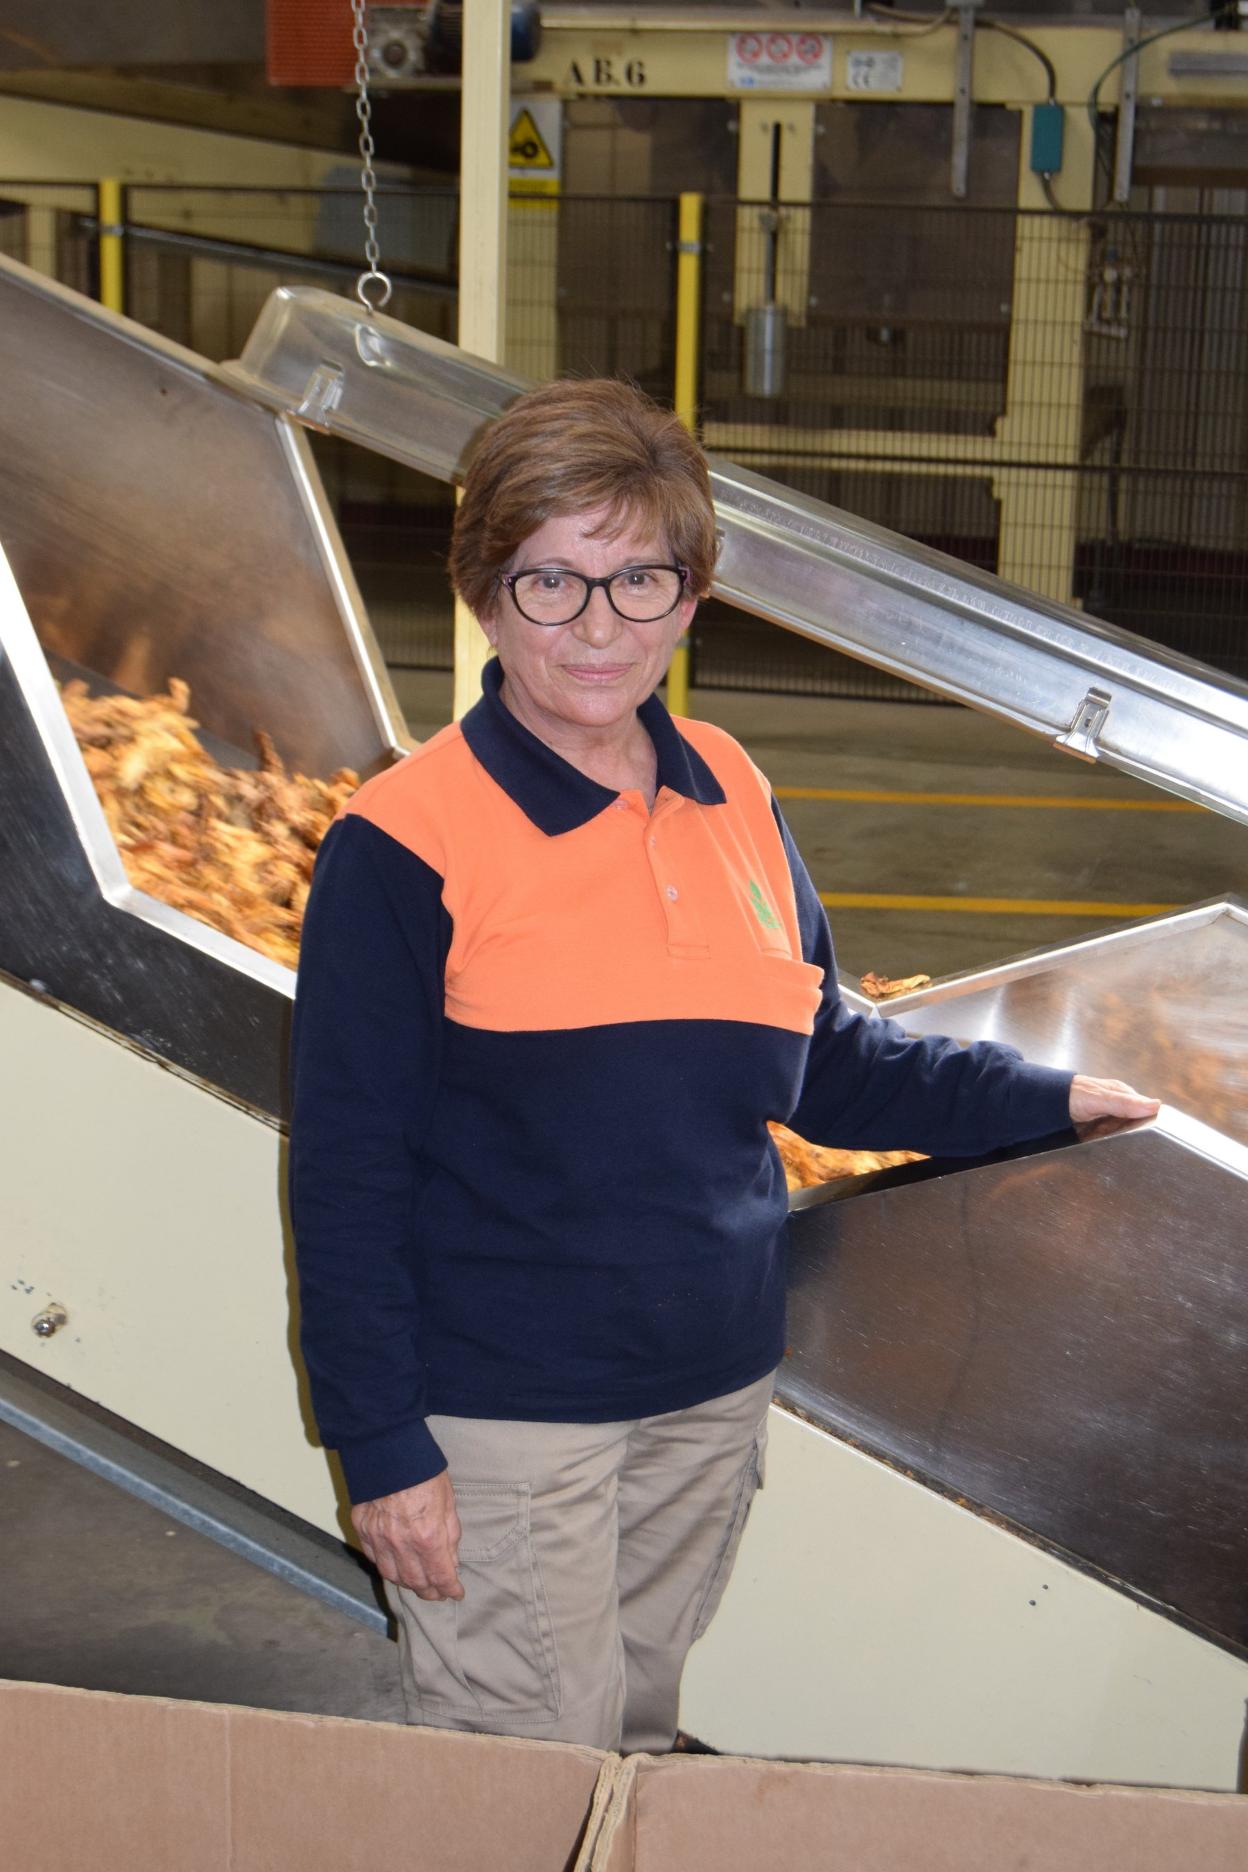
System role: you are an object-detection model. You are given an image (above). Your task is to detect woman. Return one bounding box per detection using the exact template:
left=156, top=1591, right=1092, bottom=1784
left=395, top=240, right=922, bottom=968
left=289, top=378, right=1156, bottom=1751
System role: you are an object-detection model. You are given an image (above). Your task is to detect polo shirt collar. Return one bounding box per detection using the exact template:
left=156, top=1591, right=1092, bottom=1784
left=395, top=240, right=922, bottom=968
left=460, top=657, right=726, bottom=837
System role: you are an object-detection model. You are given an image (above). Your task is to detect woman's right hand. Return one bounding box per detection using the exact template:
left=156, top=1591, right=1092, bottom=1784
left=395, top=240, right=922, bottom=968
left=351, top=1470, right=464, bottom=1601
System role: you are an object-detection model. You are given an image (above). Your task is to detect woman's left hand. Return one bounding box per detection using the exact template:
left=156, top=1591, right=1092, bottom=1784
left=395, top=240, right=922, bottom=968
left=1068, top=1075, right=1160, bottom=1126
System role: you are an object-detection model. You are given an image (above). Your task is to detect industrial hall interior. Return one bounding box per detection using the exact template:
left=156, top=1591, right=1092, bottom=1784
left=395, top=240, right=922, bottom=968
left=0, top=0, right=1246, bottom=1864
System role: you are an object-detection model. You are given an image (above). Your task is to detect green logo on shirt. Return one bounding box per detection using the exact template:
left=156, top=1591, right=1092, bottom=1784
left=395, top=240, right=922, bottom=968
left=748, top=879, right=782, bottom=931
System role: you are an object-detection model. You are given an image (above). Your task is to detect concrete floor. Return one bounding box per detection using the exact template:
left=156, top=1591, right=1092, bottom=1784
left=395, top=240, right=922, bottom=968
left=4, top=678, right=1244, bottom=1723
left=0, top=1414, right=405, bottom=1722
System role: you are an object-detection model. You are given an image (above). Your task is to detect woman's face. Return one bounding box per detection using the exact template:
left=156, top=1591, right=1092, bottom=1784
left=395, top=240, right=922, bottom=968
left=478, top=506, right=697, bottom=746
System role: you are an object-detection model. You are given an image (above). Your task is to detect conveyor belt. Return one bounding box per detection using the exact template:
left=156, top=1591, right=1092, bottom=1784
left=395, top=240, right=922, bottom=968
left=1, top=252, right=1245, bottom=1693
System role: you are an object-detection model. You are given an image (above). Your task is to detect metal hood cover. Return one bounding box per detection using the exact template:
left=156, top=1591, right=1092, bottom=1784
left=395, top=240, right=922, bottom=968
left=227, top=285, right=1248, bottom=826
left=0, top=256, right=407, bottom=781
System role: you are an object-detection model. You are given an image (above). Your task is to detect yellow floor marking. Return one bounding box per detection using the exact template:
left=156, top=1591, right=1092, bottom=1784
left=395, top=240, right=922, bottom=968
left=820, top=892, right=1181, bottom=916
left=775, top=786, right=1200, bottom=811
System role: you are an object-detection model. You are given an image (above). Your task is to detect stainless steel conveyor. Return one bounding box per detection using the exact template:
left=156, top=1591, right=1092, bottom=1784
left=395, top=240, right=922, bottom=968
left=0, top=258, right=406, bottom=1111
left=228, top=286, right=1248, bottom=826
left=1, top=255, right=1245, bottom=1787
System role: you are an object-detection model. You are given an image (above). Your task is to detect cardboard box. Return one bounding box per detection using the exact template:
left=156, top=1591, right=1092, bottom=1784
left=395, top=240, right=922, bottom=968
left=584, top=1754, right=1248, bottom=1872
left=0, top=1681, right=605, bottom=1872
left=3, top=1680, right=1245, bottom=1871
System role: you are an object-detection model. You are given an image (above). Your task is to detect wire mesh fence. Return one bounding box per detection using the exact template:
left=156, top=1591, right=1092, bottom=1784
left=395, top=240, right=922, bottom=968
left=704, top=197, right=1248, bottom=693
left=1, top=180, right=1243, bottom=692
left=0, top=183, right=98, bottom=295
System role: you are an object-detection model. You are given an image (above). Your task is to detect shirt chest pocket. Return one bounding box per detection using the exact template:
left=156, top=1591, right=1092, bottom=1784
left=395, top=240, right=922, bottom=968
left=728, top=873, right=825, bottom=1032
left=739, top=874, right=796, bottom=958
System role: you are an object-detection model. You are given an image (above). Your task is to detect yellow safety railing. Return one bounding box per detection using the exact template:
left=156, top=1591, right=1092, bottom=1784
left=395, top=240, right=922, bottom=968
left=665, top=190, right=703, bottom=721
left=97, top=178, right=125, bottom=316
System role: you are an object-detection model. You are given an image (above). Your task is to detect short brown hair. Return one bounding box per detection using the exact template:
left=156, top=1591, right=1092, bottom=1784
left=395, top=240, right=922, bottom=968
left=449, top=378, right=717, bottom=618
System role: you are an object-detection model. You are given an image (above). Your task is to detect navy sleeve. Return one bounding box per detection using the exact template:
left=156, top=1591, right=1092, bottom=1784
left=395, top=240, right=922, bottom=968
left=773, top=803, right=1074, bottom=1156
left=289, top=813, right=453, bottom=1504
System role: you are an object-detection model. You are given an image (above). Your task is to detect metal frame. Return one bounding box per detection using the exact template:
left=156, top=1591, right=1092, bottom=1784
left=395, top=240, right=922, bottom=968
left=1113, top=6, right=1143, bottom=206
left=0, top=1354, right=387, bottom=1634
left=951, top=1, right=980, bottom=199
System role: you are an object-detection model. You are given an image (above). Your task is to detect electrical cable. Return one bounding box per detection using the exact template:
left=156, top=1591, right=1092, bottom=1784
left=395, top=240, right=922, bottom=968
left=978, top=18, right=1057, bottom=100
left=1086, top=6, right=1236, bottom=140
left=1084, top=0, right=1235, bottom=252
left=1087, top=0, right=1239, bottom=204
left=1038, top=171, right=1084, bottom=219
left=864, top=6, right=1056, bottom=94
left=864, top=6, right=954, bottom=38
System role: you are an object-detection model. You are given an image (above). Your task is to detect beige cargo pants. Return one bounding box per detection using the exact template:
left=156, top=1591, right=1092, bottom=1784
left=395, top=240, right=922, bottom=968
left=385, top=1373, right=773, bottom=1753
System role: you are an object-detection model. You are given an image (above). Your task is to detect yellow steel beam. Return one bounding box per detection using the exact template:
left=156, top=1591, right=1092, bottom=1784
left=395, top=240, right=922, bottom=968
left=708, top=373, right=1003, bottom=415
left=734, top=100, right=814, bottom=327
left=0, top=96, right=407, bottom=254
left=0, top=69, right=352, bottom=149
left=992, top=108, right=1097, bottom=606
left=522, top=20, right=1248, bottom=109
left=453, top=0, right=511, bottom=723
left=666, top=189, right=704, bottom=719
left=0, top=94, right=371, bottom=188
left=703, top=423, right=1014, bottom=468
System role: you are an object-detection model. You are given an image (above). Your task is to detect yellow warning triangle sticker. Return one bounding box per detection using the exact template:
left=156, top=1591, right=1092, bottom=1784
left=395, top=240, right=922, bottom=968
left=509, top=108, right=555, bottom=170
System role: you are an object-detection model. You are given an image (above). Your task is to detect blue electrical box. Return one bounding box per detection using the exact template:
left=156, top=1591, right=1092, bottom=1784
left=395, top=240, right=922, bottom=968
left=1030, top=102, right=1066, bottom=176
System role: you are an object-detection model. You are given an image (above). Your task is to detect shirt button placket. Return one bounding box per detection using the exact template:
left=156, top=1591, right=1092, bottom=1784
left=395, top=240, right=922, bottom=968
left=649, top=796, right=707, bottom=955
left=649, top=816, right=684, bottom=938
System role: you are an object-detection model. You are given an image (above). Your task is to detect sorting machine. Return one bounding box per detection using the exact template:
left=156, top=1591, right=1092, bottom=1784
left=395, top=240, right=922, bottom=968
left=1, top=254, right=1245, bottom=1788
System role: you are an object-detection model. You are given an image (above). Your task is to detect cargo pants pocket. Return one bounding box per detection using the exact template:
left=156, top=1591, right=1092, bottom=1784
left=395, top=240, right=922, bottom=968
left=690, top=1415, right=769, bottom=1643
left=396, top=1482, right=562, bottom=1726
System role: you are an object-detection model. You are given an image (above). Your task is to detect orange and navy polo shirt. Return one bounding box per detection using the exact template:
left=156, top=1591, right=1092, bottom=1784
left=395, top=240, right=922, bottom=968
left=290, top=659, right=1073, bottom=1503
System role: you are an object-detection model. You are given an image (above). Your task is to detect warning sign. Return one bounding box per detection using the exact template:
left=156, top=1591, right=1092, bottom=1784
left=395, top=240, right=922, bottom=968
left=509, top=107, right=555, bottom=171
left=508, top=98, right=562, bottom=205
left=727, top=30, right=832, bottom=91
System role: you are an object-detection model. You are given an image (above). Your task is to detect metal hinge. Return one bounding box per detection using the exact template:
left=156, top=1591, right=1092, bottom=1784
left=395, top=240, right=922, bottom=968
left=1055, top=687, right=1112, bottom=762
left=296, top=363, right=346, bottom=425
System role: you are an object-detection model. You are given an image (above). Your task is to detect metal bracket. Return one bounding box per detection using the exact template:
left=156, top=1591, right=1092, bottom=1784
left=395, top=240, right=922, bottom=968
left=1113, top=7, right=1142, bottom=206
left=1055, top=687, right=1112, bottom=763
left=295, top=362, right=346, bottom=426
left=364, top=2, right=433, bottom=82
left=951, top=1, right=981, bottom=199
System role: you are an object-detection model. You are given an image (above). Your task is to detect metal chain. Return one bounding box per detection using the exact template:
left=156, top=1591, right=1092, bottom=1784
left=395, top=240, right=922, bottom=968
left=351, top=0, right=393, bottom=312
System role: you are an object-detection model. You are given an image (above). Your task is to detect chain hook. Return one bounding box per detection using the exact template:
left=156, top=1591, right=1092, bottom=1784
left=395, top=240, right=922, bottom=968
left=350, top=0, right=394, bottom=314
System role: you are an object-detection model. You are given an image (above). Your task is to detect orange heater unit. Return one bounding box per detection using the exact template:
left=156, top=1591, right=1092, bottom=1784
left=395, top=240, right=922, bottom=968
left=267, top=3, right=537, bottom=86
left=267, top=0, right=355, bottom=87
left=266, top=1, right=434, bottom=87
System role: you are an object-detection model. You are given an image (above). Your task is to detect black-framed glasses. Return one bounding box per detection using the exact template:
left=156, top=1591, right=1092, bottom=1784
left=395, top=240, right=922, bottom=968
left=499, top=563, right=689, bottom=627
